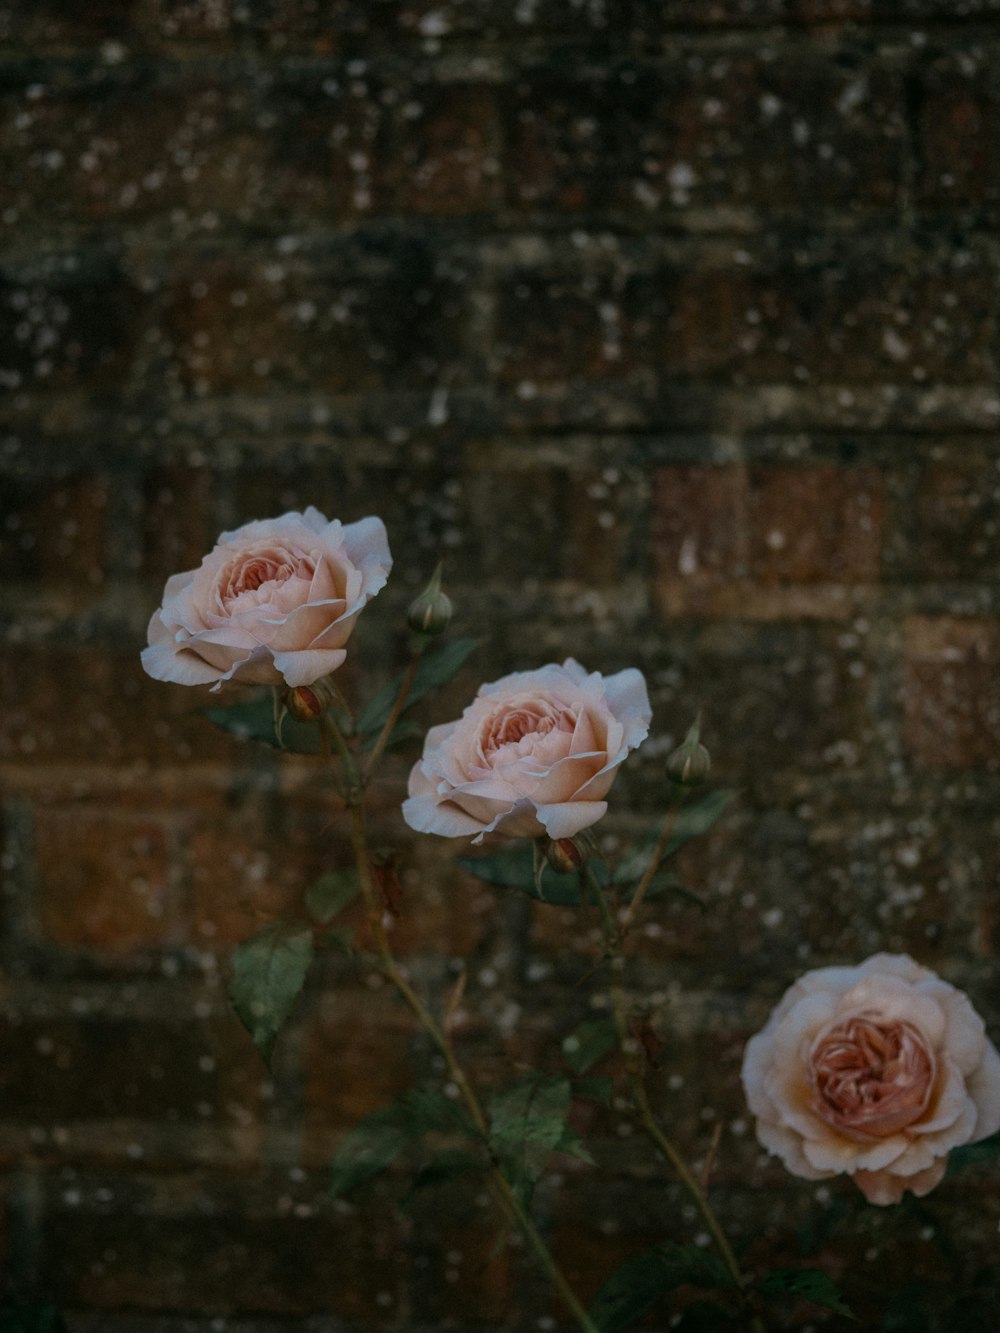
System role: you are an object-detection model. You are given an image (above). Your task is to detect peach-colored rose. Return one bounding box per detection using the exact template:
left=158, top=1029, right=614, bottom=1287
left=142, top=508, right=391, bottom=690
left=742, top=953, right=1000, bottom=1205
left=402, top=658, right=651, bottom=844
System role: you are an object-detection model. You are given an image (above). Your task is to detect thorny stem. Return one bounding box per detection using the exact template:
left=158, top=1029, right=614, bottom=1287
left=323, top=710, right=600, bottom=1333
left=587, top=867, right=766, bottom=1333
left=362, top=650, right=423, bottom=782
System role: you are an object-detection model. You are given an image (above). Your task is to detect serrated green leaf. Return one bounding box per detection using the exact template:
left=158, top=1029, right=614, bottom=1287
left=0, top=1307, right=68, bottom=1333
left=589, top=1242, right=737, bottom=1333
left=554, top=1121, right=595, bottom=1165
left=319, top=925, right=355, bottom=953
left=758, top=1268, right=855, bottom=1319
left=402, top=1149, right=482, bottom=1211
left=488, top=1075, right=572, bottom=1204
left=459, top=845, right=608, bottom=906
left=305, top=870, right=360, bottom=924
left=357, top=637, right=480, bottom=736
left=563, top=1018, right=618, bottom=1074
left=330, top=1090, right=472, bottom=1199
left=203, top=697, right=324, bottom=755
left=227, top=921, right=314, bottom=1064
left=573, top=1075, right=614, bottom=1106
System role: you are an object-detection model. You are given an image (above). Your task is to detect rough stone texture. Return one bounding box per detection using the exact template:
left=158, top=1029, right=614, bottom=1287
left=1, top=0, right=1000, bottom=1329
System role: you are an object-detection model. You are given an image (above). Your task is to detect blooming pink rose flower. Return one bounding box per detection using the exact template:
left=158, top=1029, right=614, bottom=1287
left=403, top=658, right=651, bottom=844
left=142, top=508, right=391, bottom=690
left=742, top=953, right=1000, bottom=1205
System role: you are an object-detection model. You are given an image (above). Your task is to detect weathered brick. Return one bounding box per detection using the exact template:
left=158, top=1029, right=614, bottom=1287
left=34, top=805, right=176, bottom=955
left=390, top=83, right=501, bottom=216
left=494, top=269, right=630, bottom=386
left=0, top=0, right=136, bottom=45
left=0, top=256, right=143, bottom=391
left=626, top=241, right=998, bottom=385
left=904, top=455, right=1000, bottom=583
left=43, top=1184, right=404, bottom=1317
left=919, top=50, right=1000, bottom=207
left=653, top=463, right=884, bottom=617
left=164, top=243, right=469, bottom=395
left=0, top=474, right=108, bottom=586
left=506, top=55, right=904, bottom=215
left=902, top=616, right=1000, bottom=771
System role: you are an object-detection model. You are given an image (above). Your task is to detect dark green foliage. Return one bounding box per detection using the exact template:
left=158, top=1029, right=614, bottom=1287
left=588, top=1242, right=737, bottom=1332
left=203, top=696, right=323, bottom=754
left=758, top=1267, right=854, bottom=1318
left=305, top=869, right=360, bottom=923
left=330, top=1090, right=474, bottom=1199
left=562, top=1017, right=618, bottom=1073
left=459, top=843, right=606, bottom=905
left=227, top=920, right=314, bottom=1064
left=487, top=1074, right=573, bottom=1203
left=357, top=636, right=479, bottom=735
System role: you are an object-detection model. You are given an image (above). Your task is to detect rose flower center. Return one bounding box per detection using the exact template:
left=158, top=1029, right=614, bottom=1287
left=809, top=1015, right=934, bottom=1141
left=479, top=699, right=576, bottom=764
left=216, top=546, right=316, bottom=613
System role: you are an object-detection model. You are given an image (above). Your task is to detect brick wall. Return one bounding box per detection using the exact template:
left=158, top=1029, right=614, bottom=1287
left=2, top=1, right=999, bottom=1328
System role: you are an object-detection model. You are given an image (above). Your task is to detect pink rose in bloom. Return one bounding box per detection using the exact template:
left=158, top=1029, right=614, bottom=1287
left=403, top=659, right=651, bottom=844
left=742, top=953, right=1000, bottom=1205
left=142, top=508, right=391, bottom=690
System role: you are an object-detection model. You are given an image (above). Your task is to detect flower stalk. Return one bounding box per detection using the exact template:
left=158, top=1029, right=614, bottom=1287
left=326, top=710, right=600, bottom=1333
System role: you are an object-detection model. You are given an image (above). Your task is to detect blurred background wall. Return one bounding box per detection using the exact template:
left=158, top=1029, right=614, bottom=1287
left=1, top=0, right=999, bottom=1328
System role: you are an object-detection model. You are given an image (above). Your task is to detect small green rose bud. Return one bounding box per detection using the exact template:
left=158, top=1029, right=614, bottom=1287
left=407, top=562, right=453, bottom=636
left=666, top=713, right=711, bottom=787
left=285, top=674, right=341, bottom=723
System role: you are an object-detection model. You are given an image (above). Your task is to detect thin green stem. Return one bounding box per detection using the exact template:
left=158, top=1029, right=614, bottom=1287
left=324, top=715, right=598, bottom=1333
left=618, top=791, right=686, bottom=939
left=587, top=868, right=765, bottom=1333
left=363, top=651, right=422, bottom=782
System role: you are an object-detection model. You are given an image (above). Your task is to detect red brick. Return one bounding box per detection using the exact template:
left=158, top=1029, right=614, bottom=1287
left=0, top=260, right=143, bottom=391
left=164, top=247, right=468, bottom=395
left=141, top=465, right=216, bottom=586
left=494, top=269, right=630, bottom=386
left=34, top=805, right=177, bottom=954
left=902, top=616, right=1000, bottom=770
left=627, top=243, right=997, bottom=385
left=390, top=83, right=501, bottom=216
left=0, top=474, right=108, bottom=586
left=506, top=56, right=903, bottom=215
left=0, top=0, right=136, bottom=44
left=919, top=52, right=1000, bottom=207
left=653, top=463, right=884, bottom=618
left=906, top=456, right=1000, bottom=582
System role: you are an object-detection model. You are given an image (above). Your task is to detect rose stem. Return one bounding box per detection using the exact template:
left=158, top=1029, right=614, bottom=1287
left=323, top=713, right=601, bottom=1333
left=587, top=868, right=766, bottom=1333
left=617, top=789, right=686, bottom=941
left=362, top=649, right=423, bottom=782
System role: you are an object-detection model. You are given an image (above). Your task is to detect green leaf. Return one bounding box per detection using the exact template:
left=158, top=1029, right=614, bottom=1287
left=459, top=844, right=608, bottom=906
left=0, top=1308, right=68, bottom=1333
left=357, top=637, right=480, bottom=736
left=615, top=790, right=737, bottom=890
left=563, top=1018, right=618, bottom=1074
left=487, top=1075, right=572, bottom=1204
left=573, top=1075, right=614, bottom=1106
left=305, top=870, right=360, bottom=924
left=330, top=1090, right=471, bottom=1198
left=672, top=1301, right=742, bottom=1331
left=202, top=697, right=324, bottom=755
left=227, top=920, right=314, bottom=1064
left=589, top=1242, right=738, bottom=1333
left=318, top=925, right=355, bottom=953
left=758, top=1268, right=855, bottom=1319
left=554, top=1121, right=595, bottom=1165
left=402, top=1148, right=482, bottom=1210
left=947, top=1130, right=1000, bottom=1175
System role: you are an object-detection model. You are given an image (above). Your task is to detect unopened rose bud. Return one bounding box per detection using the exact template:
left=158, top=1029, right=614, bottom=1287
left=666, top=714, right=711, bottom=787
left=407, top=562, right=453, bottom=636
left=544, top=830, right=596, bottom=875
left=285, top=674, right=340, bottom=723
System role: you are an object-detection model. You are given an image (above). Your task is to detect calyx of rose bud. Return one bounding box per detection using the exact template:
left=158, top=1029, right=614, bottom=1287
left=406, top=562, right=453, bottom=636
left=665, top=713, right=710, bottom=787
left=544, top=830, right=596, bottom=876
left=285, top=674, right=341, bottom=723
